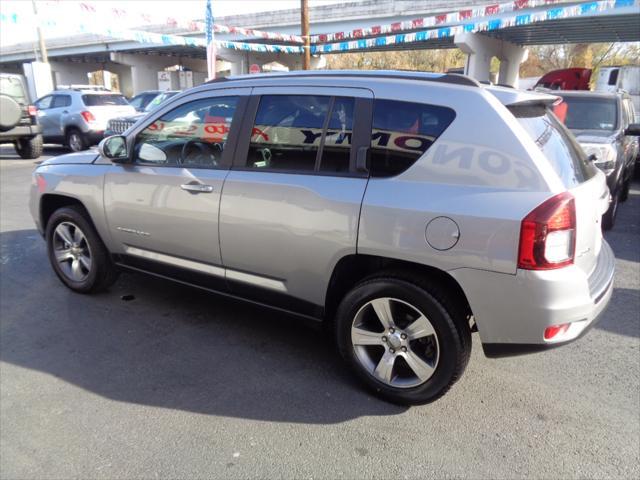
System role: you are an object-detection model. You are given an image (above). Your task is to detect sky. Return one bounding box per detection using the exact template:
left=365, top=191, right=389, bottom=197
left=0, top=0, right=338, bottom=47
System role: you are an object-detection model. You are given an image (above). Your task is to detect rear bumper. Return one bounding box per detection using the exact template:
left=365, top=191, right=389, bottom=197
left=0, top=124, right=42, bottom=140
left=450, top=240, right=615, bottom=357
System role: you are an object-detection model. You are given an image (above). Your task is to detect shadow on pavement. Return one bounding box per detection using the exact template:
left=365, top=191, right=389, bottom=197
left=0, top=229, right=406, bottom=424
left=0, top=145, right=70, bottom=162
left=604, top=182, right=640, bottom=263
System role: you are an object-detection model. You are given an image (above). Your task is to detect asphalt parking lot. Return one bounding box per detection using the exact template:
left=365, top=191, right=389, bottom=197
left=0, top=145, right=638, bottom=479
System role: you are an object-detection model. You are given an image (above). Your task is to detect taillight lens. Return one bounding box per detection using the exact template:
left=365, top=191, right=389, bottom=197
left=28, top=105, right=37, bottom=117
left=518, top=192, right=576, bottom=270
left=81, top=111, right=96, bottom=122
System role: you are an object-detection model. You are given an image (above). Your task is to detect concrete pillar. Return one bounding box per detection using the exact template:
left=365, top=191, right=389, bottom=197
left=110, top=52, right=207, bottom=94
left=49, top=61, right=101, bottom=86
left=454, top=33, right=528, bottom=87
left=218, top=49, right=320, bottom=75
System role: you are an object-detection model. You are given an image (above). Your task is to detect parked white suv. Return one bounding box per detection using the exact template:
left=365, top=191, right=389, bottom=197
left=34, top=88, right=135, bottom=151
left=29, top=71, right=615, bottom=404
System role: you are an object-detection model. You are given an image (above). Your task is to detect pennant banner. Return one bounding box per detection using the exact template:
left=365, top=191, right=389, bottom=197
left=73, top=23, right=304, bottom=54
left=311, top=0, right=563, bottom=43
left=74, top=1, right=305, bottom=43
left=311, top=0, right=638, bottom=53
left=0, top=1, right=304, bottom=44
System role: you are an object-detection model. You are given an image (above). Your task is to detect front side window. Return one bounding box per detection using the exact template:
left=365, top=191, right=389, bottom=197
left=51, top=95, right=71, bottom=108
left=36, top=95, right=52, bottom=110
left=370, top=99, right=456, bottom=177
left=134, top=96, right=237, bottom=168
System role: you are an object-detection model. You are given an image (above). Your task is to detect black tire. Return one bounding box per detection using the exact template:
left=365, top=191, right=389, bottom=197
left=619, top=175, right=631, bottom=203
left=14, top=134, right=43, bottom=159
left=66, top=128, right=87, bottom=152
left=335, top=272, right=471, bottom=405
left=602, top=191, right=619, bottom=231
left=45, top=205, right=119, bottom=293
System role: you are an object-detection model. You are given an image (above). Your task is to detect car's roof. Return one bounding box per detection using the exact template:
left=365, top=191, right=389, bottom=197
left=552, top=90, right=620, bottom=99
left=199, top=69, right=560, bottom=108
left=206, top=69, right=480, bottom=87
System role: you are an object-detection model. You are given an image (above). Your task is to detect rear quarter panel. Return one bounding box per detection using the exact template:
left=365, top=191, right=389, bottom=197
left=358, top=81, right=559, bottom=274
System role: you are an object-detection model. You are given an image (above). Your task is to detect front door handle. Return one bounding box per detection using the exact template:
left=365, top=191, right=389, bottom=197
left=180, top=183, right=214, bottom=193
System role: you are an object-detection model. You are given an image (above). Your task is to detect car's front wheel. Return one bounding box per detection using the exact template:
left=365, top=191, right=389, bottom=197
left=335, top=274, right=471, bottom=405
left=15, top=134, right=43, bottom=159
left=46, top=206, right=118, bottom=293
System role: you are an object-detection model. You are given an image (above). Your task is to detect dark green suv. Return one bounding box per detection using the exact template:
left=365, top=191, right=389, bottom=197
left=0, top=73, right=43, bottom=159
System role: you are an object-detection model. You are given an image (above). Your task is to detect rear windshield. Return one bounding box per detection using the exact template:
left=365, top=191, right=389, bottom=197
left=0, top=76, right=27, bottom=104
left=554, top=96, right=618, bottom=131
left=82, top=94, right=129, bottom=106
left=515, top=106, right=597, bottom=187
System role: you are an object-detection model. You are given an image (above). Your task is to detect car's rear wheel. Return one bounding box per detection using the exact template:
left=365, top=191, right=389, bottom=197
left=66, top=128, right=87, bottom=152
left=46, top=206, right=118, bottom=293
left=335, top=274, right=471, bottom=405
left=15, top=134, right=43, bottom=159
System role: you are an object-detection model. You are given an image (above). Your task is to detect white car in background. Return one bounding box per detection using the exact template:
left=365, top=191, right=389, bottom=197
left=35, top=88, right=135, bottom=151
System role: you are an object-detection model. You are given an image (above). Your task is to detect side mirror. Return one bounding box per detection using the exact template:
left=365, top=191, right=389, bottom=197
left=98, top=135, right=128, bottom=163
left=624, top=123, right=640, bottom=136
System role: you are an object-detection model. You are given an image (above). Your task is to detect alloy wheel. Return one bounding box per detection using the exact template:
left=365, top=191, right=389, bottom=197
left=69, top=133, right=83, bottom=152
left=52, top=221, right=92, bottom=282
left=351, top=297, right=439, bottom=388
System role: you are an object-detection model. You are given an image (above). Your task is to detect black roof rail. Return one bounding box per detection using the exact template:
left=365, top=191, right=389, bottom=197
left=204, top=70, right=479, bottom=88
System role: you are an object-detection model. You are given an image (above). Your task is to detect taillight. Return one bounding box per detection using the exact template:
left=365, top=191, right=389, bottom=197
left=518, top=192, right=576, bottom=270
left=28, top=105, right=37, bottom=117
left=81, top=111, right=95, bottom=122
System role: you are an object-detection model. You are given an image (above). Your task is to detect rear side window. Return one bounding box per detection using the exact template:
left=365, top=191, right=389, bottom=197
left=516, top=107, right=596, bottom=187
left=82, top=94, right=129, bottom=106
left=370, top=99, right=456, bottom=177
left=248, top=95, right=354, bottom=174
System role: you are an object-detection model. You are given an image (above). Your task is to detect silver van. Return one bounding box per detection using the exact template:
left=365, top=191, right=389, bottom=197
left=29, top=71, right=615, bottom=404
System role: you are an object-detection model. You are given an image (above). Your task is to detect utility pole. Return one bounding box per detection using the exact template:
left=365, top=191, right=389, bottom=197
left=32, top=0, right=48, bottom=63
left=301, top=0, right=310, bottom=70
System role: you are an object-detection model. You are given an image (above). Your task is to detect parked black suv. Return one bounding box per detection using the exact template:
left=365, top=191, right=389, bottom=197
left=0, top=73, right=43, bottom=159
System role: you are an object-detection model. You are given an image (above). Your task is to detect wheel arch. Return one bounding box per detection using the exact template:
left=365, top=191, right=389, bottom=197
left=40, top=194, right=93, bottom=234
left=325, top=254, right=473, bottom=326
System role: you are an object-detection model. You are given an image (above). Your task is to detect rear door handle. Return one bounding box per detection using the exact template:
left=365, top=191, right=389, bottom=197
left=180, top=183, right=214, bottom=193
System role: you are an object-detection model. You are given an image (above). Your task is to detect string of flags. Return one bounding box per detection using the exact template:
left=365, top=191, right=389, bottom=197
left=73, top=23, right=304, bottom=54
left=311, top=0, right=638, bottom=54
left=1, top=0, right=637, bottom=56
left=311, top=0, right=561, bottom=43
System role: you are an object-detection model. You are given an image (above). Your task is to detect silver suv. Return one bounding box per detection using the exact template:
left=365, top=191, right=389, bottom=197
left=29, top=71, right=615, bottom=404
left=35, top=87, right=135, bottom=151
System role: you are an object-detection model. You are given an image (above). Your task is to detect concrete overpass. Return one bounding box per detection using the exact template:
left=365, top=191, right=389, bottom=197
left=0, top=0, right=638, bottom=95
